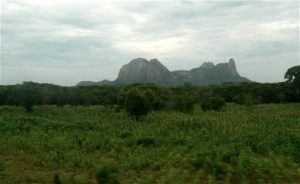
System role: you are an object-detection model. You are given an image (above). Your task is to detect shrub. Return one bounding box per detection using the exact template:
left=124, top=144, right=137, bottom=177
left=22, top=97, right=35, bottom=112
left=53, top=174, right=62, bottom=184
left=233, top=93, right=259, bottom=106
left=173, top=94, right=196, bottom=113
left=136, top=137, right=156, bottom=147
left=201, top=96, right=226, bottom=111
left=96, top=166, right=119, bottom=184
left=122, top=88, right=151, bottom=120
left=143, top=89, right=165, bottom=110
left=21, top=90, right=38, bottom=112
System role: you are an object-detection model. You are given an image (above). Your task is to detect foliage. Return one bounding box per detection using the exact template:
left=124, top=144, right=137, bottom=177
left=0, top=104, right=299, bottom=183
left=285, top=65, right=300, bottom=87
left=1, top=80, right=300, bottom=111
left=118, top=84, right=167, bottom=118
left=285, top=65, right=300, bottom=101
left=120, top=88, right=151, bottom=119
left=53, top=174, right=62, bottom=184
left=1, top=70, right=300, bottom=183
left=22, top=97, right=34, bottom=112
left=20, top=87, right=40, bottom=112
left=96, top=166, right=119, bottom=184
left=172, top=93, right=196, bottom=113
left=233, top=93, right=259, bottom=106
left=201, top=96, right=226, bottom=111
left=143, top=89, right=165, bottom=110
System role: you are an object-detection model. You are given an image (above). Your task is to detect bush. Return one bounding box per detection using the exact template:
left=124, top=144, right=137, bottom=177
left=118, top=85, right=167, bottom=119
left=233, top=93, right=259, bottom=106
left=201, top=96, right=226, bottom=111
left=53, top=174, right=62, bottom=184
left=136, top=137, right=156, bottom=147
left=143, top=89, right=165, bottom=110
left=21, top=89, right=39, bottom=112
left=96, top=166, right=119, bottom=184
left=22, top=97, right=35, bottom=112
left=121, top=88, right=151, bottom=119
left=173, top=94, right=196, bottom=113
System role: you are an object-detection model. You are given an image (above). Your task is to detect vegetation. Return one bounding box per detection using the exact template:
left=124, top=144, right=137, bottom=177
left=96, top=166, right=119, bottom=184
left=53, top=174, right=62, bottom=184
left=0, top=80, right=299, bottom=115
left=120, top=88, right=151, bottom=119
left=285, top=65, right=300, bottom=87
left=0, top=66, right=299, bottom=183
left=0, top=104, right=299, bottom=183
left=285, top=65, right=300, bottom=99
left=201, top=96, right=226, bottom=111
left=233, top=93, right=259, bottom=106
left=168, top=87, right=196, bottom=113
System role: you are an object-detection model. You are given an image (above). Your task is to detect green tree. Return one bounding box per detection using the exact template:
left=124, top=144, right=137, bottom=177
left=285, top=65, right=300, bottom=100
left=143, top=89, right=165, bottom=110
left=173, top=93, right=195, bottom=113
left=20, top=88, right=40, bottom=112
left=122, top=88, right=151, bottom=120
left=201, top=96, right=226, bottom=111
left=23, top=95, right=35, bottom=112
left=233, top=93, right=259, bottom=106
left=285, top=65, right=300, bottom=87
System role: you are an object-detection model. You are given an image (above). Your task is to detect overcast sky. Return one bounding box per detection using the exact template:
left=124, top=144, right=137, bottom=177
left=1, top=0, right=299, bottom=86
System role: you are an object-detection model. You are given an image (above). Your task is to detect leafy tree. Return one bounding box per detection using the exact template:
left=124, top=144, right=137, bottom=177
left=201, top=96, right=226, bottom=111
left=20, top=88, right=41, bottom=112
left=143, top=89, right=165, bottom=110
left=285, top=65, right=300, bottom=87
left=67, top=88, right=84, bottom=106
left=285, top=65, right=300, bottom=99
left=233, top=93, right=259, bottom=106
left=0, top=87, right=6, bottom=105
left=173, top=93, right=196, bottom=113
left=23, top=96, right=35, bottom=112
left=122, top=88, right=151, bottom=120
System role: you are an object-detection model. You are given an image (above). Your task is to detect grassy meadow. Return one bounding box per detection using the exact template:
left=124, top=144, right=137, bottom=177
left=0, top=104, right=299, bottom=183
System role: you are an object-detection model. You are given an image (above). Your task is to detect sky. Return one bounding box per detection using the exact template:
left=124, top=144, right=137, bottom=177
left=1, top=0, right=299, bottom=86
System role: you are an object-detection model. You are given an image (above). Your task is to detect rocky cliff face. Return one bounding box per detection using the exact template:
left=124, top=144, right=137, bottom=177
left=115, top=58, right=170, bottom=84
left=228, top=58, right=238, bottom=76
left=77, top=58, right=250, bottom=86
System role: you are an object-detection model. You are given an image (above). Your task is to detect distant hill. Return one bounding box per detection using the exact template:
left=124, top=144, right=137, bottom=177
left=77, top=58, right=251, bottom=86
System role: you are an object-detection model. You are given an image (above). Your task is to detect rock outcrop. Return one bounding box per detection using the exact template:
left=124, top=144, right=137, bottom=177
left=77, top=58, right=251, bottom=86
left=115, top=58, right=170, bottom=84
left=228, top=58, right=238, bottom=76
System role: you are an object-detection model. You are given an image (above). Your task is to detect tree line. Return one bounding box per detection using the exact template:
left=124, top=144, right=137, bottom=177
left=0, top=66, right=299, bottom=117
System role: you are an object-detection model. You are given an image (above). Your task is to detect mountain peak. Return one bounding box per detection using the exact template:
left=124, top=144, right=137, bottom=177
left=115, top=58, right=170, bottom=84
left=128, top=58, right=148, bottom=64
left=229, top=58, right=235, bottom=63
left=78, top=58, right=251, bottom=86
left=200, top=62, right=215, bottom=69
left=149, top=58, right=160, bottom=63
left=228, top=58, right=238, bottom=76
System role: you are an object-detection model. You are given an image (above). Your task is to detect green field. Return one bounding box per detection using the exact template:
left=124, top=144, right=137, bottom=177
left=0, top=104, right=299, bottom=184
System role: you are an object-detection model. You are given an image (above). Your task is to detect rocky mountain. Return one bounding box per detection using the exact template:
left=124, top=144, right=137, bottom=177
left=115, top=58, right=170, bottom=84
left=77, top=58, right=251, bottom=86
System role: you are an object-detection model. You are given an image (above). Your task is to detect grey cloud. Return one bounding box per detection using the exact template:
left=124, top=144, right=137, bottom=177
left=1, top=0, right=299, bottom=85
